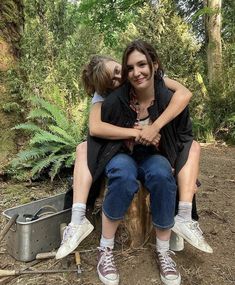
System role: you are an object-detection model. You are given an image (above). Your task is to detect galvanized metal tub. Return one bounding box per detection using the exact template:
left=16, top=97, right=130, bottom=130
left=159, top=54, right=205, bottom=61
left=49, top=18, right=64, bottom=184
left=2, top=193, right=71, bottom=262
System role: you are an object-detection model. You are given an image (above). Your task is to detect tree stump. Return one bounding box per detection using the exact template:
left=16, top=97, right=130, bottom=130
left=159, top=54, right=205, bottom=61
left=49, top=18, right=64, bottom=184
left=94, top=180, right=154, bottom=248
left=124, top=184, right=154, bottom=247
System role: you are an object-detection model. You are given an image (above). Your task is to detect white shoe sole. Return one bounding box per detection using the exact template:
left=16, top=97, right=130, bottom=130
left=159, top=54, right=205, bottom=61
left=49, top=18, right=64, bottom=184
left=161, top=273, right=181, bottom=285
left=170, top=232, right=184, bottom=252
left=56, top=222, right=94, bottom=259
left=172, top=226, right=213, bottom=253
left=97, top=269, right=119, bottom=285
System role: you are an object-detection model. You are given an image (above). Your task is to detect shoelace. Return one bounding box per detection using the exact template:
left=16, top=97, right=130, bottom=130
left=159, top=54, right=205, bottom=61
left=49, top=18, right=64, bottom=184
left=191, top=221, right=204, bottom=240
left=98, top=247, right=116, bottom=273
left=61, top=224, right=75, bottom=244
left=158, top=250, right=177, bottom=274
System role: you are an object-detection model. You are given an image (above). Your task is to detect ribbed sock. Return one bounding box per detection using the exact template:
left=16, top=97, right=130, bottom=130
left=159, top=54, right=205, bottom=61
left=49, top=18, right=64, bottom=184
left=156, top=237, right=170, bottom=253
left=71, top=202, right=86, bottom=225
left=176, top=201, right=192, bottom=222
left=100, top=235, right=115, bottom=250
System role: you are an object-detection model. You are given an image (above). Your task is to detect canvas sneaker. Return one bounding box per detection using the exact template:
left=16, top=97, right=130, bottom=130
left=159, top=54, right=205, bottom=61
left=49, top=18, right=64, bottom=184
left=170, top=232, right=184, bottom=252
left=55, top=217, right=94, bottom=259
left=97, top=247, right=119, bottom=285
left=156, top=250, right=181, bottom=285
left=172, top=219, right=213, bottom=253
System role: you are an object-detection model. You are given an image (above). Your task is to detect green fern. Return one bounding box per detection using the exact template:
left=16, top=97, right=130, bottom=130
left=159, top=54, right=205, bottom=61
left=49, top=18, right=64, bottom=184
left=48, top=125, right=77, bottom=144
left=30, top=97, right=70, bottom=130
left=49, top=154, right=72, bottom=181
left=12, top=148, right=49, bottom=164
left=65, top=152, right=76, bottom=167
left=12, top=123, right=42, bottom=133
left=30, top=130, right=73, bottom=146
left=10, top=97, right=87, bottom=181
left=27, top=109, right=53, bottom=120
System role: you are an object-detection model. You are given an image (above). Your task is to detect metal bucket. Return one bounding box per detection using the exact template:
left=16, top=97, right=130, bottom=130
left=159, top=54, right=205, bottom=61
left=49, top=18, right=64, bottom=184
left=2, top=193, right=71, bottom=261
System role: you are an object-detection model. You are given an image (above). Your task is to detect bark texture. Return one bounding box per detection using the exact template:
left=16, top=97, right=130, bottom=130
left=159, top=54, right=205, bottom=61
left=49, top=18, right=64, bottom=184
left=204, top=0, right=222, bottom=84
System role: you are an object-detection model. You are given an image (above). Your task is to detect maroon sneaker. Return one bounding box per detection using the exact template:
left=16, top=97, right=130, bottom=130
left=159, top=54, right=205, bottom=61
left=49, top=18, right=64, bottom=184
left=97, top=247, right=119, bottom=285
left=156, top=250, right=181, bottom=285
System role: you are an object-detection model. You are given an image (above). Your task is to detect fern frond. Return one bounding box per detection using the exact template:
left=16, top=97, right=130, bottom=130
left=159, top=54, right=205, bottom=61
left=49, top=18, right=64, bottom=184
left=48, top=125, right=77, bottom=144
left=31, top=153, right=71, bottom=178
left=30, top=156, right=53, bottom=177
left=12, top=123, right=42, bottom=133
left=30, top=97, right=69, bottom=130
left=27, top=109, right=52, bottom=120
left=65, top=152, right=76, bottom=167
left=14, top=144, right=65, bottom=161
left=30, top=130, right=72, bottom=145
left=49, top=156, right=66, bottom=181
left=13, top=148, right=48, bottom=163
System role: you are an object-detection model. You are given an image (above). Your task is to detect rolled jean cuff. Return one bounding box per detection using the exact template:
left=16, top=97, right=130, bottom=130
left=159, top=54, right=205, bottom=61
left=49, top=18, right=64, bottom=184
left=153, top=221, right=175, bottom=230
left=102, top=207, right=124, bottom=221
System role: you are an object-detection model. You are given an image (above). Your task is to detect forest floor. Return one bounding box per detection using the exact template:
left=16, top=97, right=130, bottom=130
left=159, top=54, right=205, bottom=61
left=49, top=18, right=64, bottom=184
left=0, top=145, right=234, bottom=285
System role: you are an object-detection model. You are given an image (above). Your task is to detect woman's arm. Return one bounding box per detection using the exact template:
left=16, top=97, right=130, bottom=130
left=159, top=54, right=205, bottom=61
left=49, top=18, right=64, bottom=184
left=89, top=103, right=140, bottom=140
left=154, top=77, right=192, bottom=130
left=138, top=78, right=192, bottom=144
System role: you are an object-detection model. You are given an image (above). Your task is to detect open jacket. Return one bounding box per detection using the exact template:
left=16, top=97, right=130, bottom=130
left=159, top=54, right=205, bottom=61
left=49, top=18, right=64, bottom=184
left=87, top=78, right=198, bottom=219
left=88, top=78, right=193, bottom=181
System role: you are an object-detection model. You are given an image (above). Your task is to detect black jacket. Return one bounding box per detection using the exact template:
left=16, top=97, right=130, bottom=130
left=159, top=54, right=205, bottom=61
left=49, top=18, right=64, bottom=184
left=87, top=78, right=193, bottom=181
left=87, top=78, right=198, bottom=219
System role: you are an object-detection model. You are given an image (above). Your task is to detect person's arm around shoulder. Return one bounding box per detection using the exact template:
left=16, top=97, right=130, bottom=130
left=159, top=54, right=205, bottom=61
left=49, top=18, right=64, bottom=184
left=138, top=78, right=192, bottom=145
left=153, top=77, right=192, bottom=131
left=89, top=102, right=140, bottom=140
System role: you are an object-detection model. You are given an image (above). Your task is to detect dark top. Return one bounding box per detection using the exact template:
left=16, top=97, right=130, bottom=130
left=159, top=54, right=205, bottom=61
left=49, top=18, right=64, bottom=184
left=86, top=77, right=198, bottom=220
left=87, top=77, right=193, bottom=181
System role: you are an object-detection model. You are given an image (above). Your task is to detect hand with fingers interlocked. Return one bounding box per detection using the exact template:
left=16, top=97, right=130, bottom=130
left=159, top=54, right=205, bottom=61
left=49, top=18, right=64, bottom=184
left=135, top=125, right=161, bottom=147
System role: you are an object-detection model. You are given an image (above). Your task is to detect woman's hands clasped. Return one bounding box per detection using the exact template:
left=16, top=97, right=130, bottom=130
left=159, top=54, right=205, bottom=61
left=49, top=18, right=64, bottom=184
left=134, top=125, right=161, bottom=147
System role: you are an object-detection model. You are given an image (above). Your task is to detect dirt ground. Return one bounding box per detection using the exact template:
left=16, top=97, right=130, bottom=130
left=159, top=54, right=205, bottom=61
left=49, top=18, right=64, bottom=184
left=0, top=145, right=234, bottom=285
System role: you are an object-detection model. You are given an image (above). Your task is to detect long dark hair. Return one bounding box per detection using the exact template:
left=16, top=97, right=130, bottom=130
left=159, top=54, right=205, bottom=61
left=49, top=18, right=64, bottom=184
left=121, top=39, right=164, bottom=82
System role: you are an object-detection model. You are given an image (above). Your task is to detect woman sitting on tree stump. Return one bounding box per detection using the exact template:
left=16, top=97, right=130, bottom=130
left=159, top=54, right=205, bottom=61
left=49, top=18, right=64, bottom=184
left=56, top=39, right=212, bottom=285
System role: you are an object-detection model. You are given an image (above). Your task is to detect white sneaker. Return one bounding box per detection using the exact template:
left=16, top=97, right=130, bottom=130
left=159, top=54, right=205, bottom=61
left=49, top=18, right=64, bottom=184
left=172, top=219, right=213, bottom=253
left=170, top=232, right=184, bottom=252
left=56, top=217, right=94, bottom=259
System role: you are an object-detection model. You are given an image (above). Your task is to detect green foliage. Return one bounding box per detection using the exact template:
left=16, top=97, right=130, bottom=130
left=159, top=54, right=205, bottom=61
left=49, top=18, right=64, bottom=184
left=19, top=0, right=103, bottom=104
left=0, top=0, right=23, bottom=51
left=3, top=0, right=234, bottom=182
left=133, top=1, right=201, bottom=78
left=78, top=0, right=144, bottom=47
left=2, top=102, right=21, bottom=113
left=10, top=97, right=89, bottom=181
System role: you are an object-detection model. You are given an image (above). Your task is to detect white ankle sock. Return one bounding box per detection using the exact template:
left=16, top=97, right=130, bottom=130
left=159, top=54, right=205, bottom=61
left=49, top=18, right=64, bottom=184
left=71, top=202, right=86, bottom=225
left=176, top=201, right=192, bottom=222
left=100, top=235, right=115, bottom=249
left=156, top=238, right=170, bottom=253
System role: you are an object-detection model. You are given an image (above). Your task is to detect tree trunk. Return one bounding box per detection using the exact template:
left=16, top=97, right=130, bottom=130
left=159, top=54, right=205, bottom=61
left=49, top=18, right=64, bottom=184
left=0, top=0, right=24, bottom=172
left=204, top=0, right=222, bottom=85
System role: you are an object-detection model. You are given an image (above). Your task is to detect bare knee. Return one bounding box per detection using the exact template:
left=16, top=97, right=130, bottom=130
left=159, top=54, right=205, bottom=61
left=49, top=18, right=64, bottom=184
left=76, top=141, right=87, bottom=159
left=190, top=140, right=201, bottom=157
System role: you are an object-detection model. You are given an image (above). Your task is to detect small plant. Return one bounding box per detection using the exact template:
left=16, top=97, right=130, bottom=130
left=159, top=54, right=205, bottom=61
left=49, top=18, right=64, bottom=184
left=10, top=96, right=88, bottom=181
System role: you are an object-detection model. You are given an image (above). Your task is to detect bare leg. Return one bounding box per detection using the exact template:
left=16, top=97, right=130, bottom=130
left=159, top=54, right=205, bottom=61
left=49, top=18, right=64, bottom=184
left=156, top=228, right=171, bottom=241
left=102, top=212, right=121, bottom=239
left=73, top=141, right=92, bottom=204
left=55, top=141, right=95, bottom=259
left=177, top=140, right=201, bottom=202
left=173, top=141, right=213, bottom=253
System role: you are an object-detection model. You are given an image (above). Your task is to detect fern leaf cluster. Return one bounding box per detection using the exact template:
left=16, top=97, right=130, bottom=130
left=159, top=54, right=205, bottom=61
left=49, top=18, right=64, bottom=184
left=11, top=97, right=88, bottom=181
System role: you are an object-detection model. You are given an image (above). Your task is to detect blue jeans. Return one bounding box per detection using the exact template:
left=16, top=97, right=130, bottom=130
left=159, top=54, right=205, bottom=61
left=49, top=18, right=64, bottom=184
left=103, top=153, right=177, bottom=229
